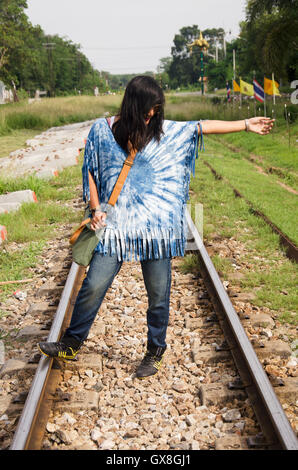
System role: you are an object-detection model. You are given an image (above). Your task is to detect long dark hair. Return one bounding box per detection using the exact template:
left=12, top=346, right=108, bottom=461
left=112, top=75, right=165, bottom=152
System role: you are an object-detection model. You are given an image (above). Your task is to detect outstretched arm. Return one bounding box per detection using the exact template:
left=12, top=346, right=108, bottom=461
left=88, top=171, right=107, bottom=231
left=200, top=117, right=274, bottom=135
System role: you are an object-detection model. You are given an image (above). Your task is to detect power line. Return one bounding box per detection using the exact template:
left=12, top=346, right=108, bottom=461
left=82, top=45, right=170, bottom=51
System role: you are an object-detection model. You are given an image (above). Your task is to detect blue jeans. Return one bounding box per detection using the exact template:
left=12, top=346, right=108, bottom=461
left=64, top=252, right=172, bottom=349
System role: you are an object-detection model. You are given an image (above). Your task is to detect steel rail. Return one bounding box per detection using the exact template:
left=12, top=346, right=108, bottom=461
left=203, top=160, right=298, bottom=263
left=10, top=262, right=81, bottom=450
left=185, top=208, right=298, bottom=450
left=9, top=211, right=298, bottom=450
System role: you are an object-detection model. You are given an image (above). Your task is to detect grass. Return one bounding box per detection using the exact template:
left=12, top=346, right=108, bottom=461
left=211, top=122, right=298, bottom=191
left=0, top=94, right=297, bottom=325
left=0, top=201, right=80, bottom=243
left=0, top=129, right=41, bottom=159
left=165, top=94, right=248, bottom=122
left=0, top=159, right=83, bottom=202
left=0, top=154, right=84, bottom=302
left=214, top=122, right=298, bottom=172
left=185, top=158, right=298, bottom=325
left=0, top=240, right=45, bottom=301
left=201, top=139, right=298, bottom=245
left=0, top=95, right=122, bottom=137
left=178, top=253, right=201, bottom=274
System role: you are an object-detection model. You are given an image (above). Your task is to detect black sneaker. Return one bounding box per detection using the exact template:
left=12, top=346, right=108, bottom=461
left=136, top=346, right=166, bottom=379
left=38, top=336, right=81, bottom=362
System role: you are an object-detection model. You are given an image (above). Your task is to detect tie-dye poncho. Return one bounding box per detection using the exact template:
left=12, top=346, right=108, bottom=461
left=82, top=118, right=204, bottom=261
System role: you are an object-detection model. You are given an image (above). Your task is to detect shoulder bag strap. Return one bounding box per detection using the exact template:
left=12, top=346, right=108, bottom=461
left=107, top=143, right=137, bottom=207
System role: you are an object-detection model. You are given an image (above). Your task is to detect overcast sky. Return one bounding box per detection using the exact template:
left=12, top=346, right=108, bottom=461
left=26, top=0, right=247, bottom=74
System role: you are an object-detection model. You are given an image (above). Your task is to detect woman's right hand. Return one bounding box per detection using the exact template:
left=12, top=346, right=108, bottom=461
left=90, top=211, right=107, bottom=231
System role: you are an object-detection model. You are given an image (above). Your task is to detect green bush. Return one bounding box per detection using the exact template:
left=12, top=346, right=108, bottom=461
left=5, top=112, right=49, bottom=130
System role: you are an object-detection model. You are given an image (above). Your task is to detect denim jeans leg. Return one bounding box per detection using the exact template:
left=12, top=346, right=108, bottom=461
left=64, top=252, right=122, bottom=342
left=141, top=257, right=172, bottom=349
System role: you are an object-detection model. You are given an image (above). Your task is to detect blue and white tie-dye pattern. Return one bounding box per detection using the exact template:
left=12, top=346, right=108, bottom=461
left=82, top=118, right=204, bottom=261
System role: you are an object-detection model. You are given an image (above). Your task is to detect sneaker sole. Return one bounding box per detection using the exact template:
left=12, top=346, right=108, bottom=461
left=38, top=344, right=78, bottom=363
left=136, top=366, right=162, bottom=380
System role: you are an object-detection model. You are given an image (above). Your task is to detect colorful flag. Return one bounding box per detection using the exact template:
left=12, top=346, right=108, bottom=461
left=226, top=82, right=231, bottom=102
left=233, top=80, right=240, bottom=92
left=264, top=77, right=281, bottom=96
left=253, top=79, right=265, bottom=103
left=240, top=79, right=254, bottom=96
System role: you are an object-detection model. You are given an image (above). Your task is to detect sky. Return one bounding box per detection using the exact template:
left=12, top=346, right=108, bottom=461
left=26, top=0, right=247, bottom=75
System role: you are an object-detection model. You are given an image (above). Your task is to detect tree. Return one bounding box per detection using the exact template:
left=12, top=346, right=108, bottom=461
left=168, top=25, right=229, bottom=89
left=244, top=0, right=298, bottom=81
left=0, top=0, right=107, bottom=96
left=0, top=0, right=31, bottom=95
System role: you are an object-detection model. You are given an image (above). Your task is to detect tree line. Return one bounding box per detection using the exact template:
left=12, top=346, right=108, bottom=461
left=0, top=0, right=297, bottom=98
left=0, top=0, right=110, bottom=97
left=159, top=0, right=298, bottom=91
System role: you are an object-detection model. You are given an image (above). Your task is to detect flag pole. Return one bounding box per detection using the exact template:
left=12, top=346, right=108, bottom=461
left=253, top=71, right=256, bottom=117
left=240, top=76, right=242, bottom=109
left=264, top=76, right=267, bottom=117
left=233, top=49, right=236, bottom=112
left=272, top=72, right=276, bottom=106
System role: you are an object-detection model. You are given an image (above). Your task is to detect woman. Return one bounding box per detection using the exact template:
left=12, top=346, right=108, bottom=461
left=39, top=76, right=274, bottom=379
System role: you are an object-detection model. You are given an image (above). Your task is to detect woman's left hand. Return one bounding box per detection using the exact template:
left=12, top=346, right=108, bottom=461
left=247, top=117, right=275, bottom=135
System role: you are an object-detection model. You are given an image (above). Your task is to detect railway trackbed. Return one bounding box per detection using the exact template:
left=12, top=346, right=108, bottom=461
left=203, top=161, right=298, bottom=263
left=4, top=208, right=297, bottom=451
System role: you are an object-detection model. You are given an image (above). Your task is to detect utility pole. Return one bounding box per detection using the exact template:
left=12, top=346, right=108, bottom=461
left=218, top=31, right=226, bottom=59
left=233, top=49, right=236, bottom=108
left=42, top=40, right=56, bottom=97
left=77, top=53, right=82, bottom=92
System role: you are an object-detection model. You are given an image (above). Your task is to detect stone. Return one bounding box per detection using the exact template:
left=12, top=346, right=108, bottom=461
left=0, top=396, right=12, bottom=415
left=185, top=317, right=203, bottom=330
left=192, top=345, right=231, bottom=365
left=147, top=397, right=156, bottom=405
left=26, top=302, right=56, bottom=315
left=0, top=225, right=7, bottom=244
left=172, top=381, right=187, bottom=393
left=185, top=414, right=198, bottom=427
left=124, top=429, right=138, bottom=438
left=215, top=436, right=246, bottom=450
left=274, top=377, right=298, bottom=405
left=191, top=440, right=200, bottom=450
left=0, top=359, right=27, bottom=378
left=55, top=429, right=73, bottom=445
left=261, top=328, right=273, bottom=338
left=46, top=423, right=57, bottom=433
left=222, top=409, right=241, bottom=422
left=99, top=439, right=115, bottom=450
left=63, top=353, right=103, bottom=373
left=286, top=357, right=298, bottom=368
left=0, top=202, right=22, bottom=214
left=17, top=325, right=45, bottom=338
left=61, top=412, right=77, bottom=425
left=248, top=313, right=275, bottom=329
left=256, top=340, right=292, bottom=359
left=0, top=341, right=5, bottom=366
left=36, top=281, right=64, bottom=297
left=91, top=428, right=102, bottom=443
left=0, top=190, right=37, bottom=205
left=53, top=390, right=100, bottom=412
left=199, top=384, right=247, bottom=406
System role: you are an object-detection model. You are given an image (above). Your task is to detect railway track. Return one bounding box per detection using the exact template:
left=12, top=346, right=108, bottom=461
left=7, top=208, right=297, bottom=451
left=203, top=161, right=298, bottom=263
